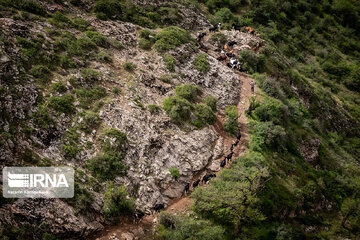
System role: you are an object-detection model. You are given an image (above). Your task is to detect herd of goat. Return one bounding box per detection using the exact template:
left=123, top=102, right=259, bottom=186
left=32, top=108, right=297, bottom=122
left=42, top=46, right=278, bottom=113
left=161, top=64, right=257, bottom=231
left=197, top=23, right=259, bottom=71
left=133, top=24, right=252, bottom=223
left=133, top=130, right=242, bottom=223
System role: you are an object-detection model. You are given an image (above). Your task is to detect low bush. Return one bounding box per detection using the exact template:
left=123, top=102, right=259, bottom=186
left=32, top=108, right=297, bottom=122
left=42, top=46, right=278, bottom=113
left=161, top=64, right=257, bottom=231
left=223, top=105, right=238, bottom=135
left=194, top=53, right=210, bottom=73
left=194, top=103, right=215, bottom=127
left=123, top=62, right=137, bottom=72
left=50, top=11, right=72, bottom=28
left=102, top=182, right=135, bottom=221
left=75, top=86, right=107, bottom=108
left=79, top=111, right=101, bottom=133
left=159, top=74, right=172, bottom=84
left=163, top=96, right=193, bottom=123
left=238, top=50, right=265, bottom=74
left=51, top=81, right=67, bottom=93
left=138, top=38, right=152, bottom=50
left=77, top=37, right=97, bottom=51
left=48, top=94, right=75, bottom=114
left=210, top=33, right=227, bottom=46
left=73, top=17, right=90, bottom=31
left=154, top=26, right=193, bottom=53
left=88, top=153, right=128, bottom=181
left=204, top=95, right=217, bottom=111
left=81, top=68, right=100, bottom=83
left=169, top=167, right=180, bottom=180
left=60, top=55, right=76, bottom=68
left=67, top=182, right=94, bottom=215
left=148, top=104, right=161, bottom=114
left=250, top=121, right=286, bottom=151
left=252, top=98, right=287, bottom=125
left=96, top=51, right=112, bottom=63
left=163, top=54, right=175, bottom=72
left=33, top=105, right=55, bottom=128
left=85, top=31, right=109, bottom=48
left=174, top=84, right=199, bottom=101
left=30, top=65, right=51, bottom=83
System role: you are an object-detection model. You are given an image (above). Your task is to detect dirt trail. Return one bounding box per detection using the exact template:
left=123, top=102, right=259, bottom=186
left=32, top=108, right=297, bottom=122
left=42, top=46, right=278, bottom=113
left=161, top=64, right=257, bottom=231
left=91, top=33, right=259, bottom=240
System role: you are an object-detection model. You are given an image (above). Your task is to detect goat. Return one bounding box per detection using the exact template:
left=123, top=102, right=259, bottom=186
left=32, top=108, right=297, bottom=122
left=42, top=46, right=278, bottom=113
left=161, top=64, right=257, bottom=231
left=154, top=203, right=164, bottom=212
left=199, top=42, right=209, bottom=52
left=234, top=139, right=240, bottom=146
left=226, top=52, right=235, bottom=58
left=236, top=131, right=242, bottom=140
left=226, top=152, right=233, bottom=161
left=209, top=23, right=221, bottom=32
left=193, top=179, right=200, bottom=189
left=217, top=55, right=227, bottom=61
left=197, top=32, right=206, bottom=41
left=228, top=41, right=237, bottom=47
left=133, top=210, right=145, bottom=223
left=220, top=158, right=226, bottom=168
left=184, top=183, right=190, bottom=196
left=230, top=144, right=234, bottom=152
left=214, top=48, right=221, bottom=52
left=202, top=173, right=215, bottom=184
left=232, top=23, right=241, bottom=31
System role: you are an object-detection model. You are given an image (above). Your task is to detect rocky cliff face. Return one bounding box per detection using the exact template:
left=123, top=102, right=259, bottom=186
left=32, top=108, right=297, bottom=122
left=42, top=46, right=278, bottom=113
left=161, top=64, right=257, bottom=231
left=0, top=1, right=260, bottom=238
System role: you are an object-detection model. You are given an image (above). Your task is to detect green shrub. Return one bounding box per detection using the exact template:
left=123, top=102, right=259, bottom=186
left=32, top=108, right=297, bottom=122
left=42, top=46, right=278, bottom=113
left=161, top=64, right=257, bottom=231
left=148, top=104, right=161, bottom=114
left=62, top=128, right=82, bottom=159
left=93, top=0, right=122, bottom=20
left=139, top=29, right=153, bottom=39
left=75, top=86, right=107, bottom=108
left=73, top=17, right=90, bottom=31
left=81, top=68, right=100, bottom=82
left=63, top=144, right=81, bottom=159
left=79, top=111, right=101, bottom=133
left=163, top=54, right=175, bottom=71
left=213, top=7, right=234, bottom=23
left=238, top=50, right=265, bottom=74
left=67, top=182, right=94, bottom=215
left=204, top=95, right=217, bottom=111
left=30, top=65, right=51, bottom=83
left=60, top=55, right=76, bottom=68
left=88, top=153, right=128, bottom=181
left=175, top=84, right=199, bottom=101
left=96, top=51, right=112, bottom=63
left=77, top=37, right=97, bottom=51
left=156, top=213, right=225, bottom=239
left=159, top=74, right=172, bottom=84
left=252, top=98, right=287, bottom=125
left=223, top=105, right=238, bottom=135
left=48, top=94, right=75, bottom=114
left=50, top=11, right=72, bottom=27
left=21, top=0, right=46, bottom=16
left=194, top=53, right=210, bottom=73
left=85, top=31, right=109, bottom=48
left=51, top=81, right=67, bottom=93
left=110, top=39, right=124, bottom=49
left=33, top=106, right=55, bottom=128
left=102, top=182, right=135, bottom=221
left=163, top=96, right=193, bottom=122
left=251, top=121, right=286, bottom=150
left=210, top=33, right=227, bottom=46
left=169, top=167, right=180, bottom=180
left=123, top=62, right=137, bottom=72
left=138, top=38, right=152, bottom=50
left=154, top=26, right=193, bottom=53
left=194, top=103, right=215, bottom=127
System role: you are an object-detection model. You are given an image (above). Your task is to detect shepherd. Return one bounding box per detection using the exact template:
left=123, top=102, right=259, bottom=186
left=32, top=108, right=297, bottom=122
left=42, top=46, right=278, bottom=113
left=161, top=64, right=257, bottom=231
left=250, top=80, right=255, bottom=94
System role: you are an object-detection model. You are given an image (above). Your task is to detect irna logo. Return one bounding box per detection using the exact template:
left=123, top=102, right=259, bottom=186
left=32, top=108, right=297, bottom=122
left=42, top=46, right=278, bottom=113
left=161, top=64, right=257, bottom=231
left=3, top=167, right=74, bottom=198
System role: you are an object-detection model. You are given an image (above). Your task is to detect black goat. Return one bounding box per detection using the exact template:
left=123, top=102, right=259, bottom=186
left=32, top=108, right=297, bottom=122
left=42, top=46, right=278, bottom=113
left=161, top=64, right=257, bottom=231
left=226, top=52, right=235, bottom=58
left=184, top=183, right=190, bottom=195
left=214, top=48, right=221, bottom=52
left=232, top=23, right=241, bottom=31
left=197, top=32, right=206, bottom=41
left=202, top=173, right=216, bottom=184
left=193, top=179, right=201, bottom=189
left=237, top=131, right=242, bottom=140
left=133, top=210, right=145, bottom=223
left=209, top=23, right=221, bottom=32
left=226, top=152, right=233, bottom=161
left=220, top=158, right=226, bottom=168
left=228, top=41, right=238, bottom=47
left=234, top=139, right=240, bottom=146
left=154, top=203, right=164, bottom=212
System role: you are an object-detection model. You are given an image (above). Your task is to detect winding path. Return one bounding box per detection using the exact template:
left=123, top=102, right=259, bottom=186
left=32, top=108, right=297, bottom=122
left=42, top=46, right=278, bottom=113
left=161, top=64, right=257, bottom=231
left=91, top=33, right=260, bottom=240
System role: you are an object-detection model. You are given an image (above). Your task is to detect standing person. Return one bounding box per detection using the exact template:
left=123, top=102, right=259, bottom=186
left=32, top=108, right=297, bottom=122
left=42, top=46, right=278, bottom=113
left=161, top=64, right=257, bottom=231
left=250, top=80, right=255, bottom=94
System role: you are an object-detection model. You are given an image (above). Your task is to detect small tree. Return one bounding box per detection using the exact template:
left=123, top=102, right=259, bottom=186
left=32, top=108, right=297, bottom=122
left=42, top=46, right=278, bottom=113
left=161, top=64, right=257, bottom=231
left=169, top=167, right=180, bottom=180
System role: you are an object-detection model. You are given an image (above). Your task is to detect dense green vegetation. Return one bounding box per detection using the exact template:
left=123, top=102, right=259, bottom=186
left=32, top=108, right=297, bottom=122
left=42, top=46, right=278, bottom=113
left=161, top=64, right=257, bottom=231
left=158, top=0, right=360, bottom=239
left=194, top=53, right=211, bottom=73
left=168, top=167, right=181, bottom=180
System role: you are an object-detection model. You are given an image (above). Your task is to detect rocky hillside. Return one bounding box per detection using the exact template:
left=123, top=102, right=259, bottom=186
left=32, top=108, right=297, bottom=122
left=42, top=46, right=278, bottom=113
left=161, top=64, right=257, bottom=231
left=1, top=0, right=360, bottom=240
